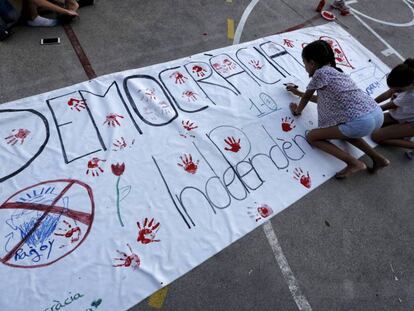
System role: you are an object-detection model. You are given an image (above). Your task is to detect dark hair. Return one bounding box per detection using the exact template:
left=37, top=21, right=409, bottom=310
left=302, top=40, right=343, bottom=72
left=387, top=58, right=414, bottom=88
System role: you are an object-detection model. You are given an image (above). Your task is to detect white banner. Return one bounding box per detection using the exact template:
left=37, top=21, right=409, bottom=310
left=0, top=23, right=389, bottom=311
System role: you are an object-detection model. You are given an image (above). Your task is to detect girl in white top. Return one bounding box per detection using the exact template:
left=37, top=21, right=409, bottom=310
left=372, top=59, right=414, bottom=155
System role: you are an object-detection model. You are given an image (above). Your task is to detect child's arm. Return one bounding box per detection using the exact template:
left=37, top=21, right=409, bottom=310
left=380, top=100, right=398, bottom=111
left=285, top=84, right=318, bottom=103
left=375, top=89, right=395, bottom=103
left=290, top=89, right=315, bottom=116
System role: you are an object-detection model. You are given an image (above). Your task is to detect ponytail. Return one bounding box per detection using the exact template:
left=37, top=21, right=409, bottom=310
left=387, top=58, right=414, bottom=88
left=302, top=40, right=343, bottom=72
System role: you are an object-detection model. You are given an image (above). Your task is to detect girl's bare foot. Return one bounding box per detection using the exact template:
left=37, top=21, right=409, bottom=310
left=335, top=161, right=367, bottom=179
left=369, top=156, right=390, bottom=173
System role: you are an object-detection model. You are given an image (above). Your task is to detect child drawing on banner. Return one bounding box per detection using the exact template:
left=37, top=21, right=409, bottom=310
left=372, top=59, right=414, bottom=159
left=286, top=40, right=389, bottom=178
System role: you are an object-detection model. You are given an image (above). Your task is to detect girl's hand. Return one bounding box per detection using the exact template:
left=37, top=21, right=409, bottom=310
left=285, top=83, right=301, bottom=96
left=290, top=103, right=301, bottom=116
left=65, top=9, right=79, bottom=17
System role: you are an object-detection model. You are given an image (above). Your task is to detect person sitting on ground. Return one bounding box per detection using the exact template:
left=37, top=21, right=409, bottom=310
left=286, top=40, right=389, bottom=178
left=371, top=59, right=414, bottom=158
left=22, top=0, right=78, bottom=27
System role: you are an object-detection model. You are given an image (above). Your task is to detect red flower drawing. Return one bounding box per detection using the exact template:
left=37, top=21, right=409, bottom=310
left=111, top=163, right=125, bottom=176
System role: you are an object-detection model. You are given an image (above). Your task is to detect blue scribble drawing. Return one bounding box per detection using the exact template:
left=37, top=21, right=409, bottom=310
left=5, top=186, right=69, bottom=248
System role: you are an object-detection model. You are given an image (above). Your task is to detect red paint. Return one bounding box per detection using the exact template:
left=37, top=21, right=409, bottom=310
left=283, top=38, right=295, bottom=48
left=0, top=179, right=95, bottom=268
left=5, top=128, right=31, bottom=145
left=112, top=137, right=131, bottom=151
left=320, top=36, right=354, bottom=69
left=192, top=65, right=207, bottom=77
left=113, top=243, right=140, bottom=269
left=258, top=204, right=273, bottom=218
left=54, top=220, right=81, bottom=243
left=224, top=136, right=241, bottom=153
left=103, top=113, right=124, bottom=127
left=281, top=117, right=296, bottom=132
left=170, top=71, right=188, bottom=84
left=321, top=10, right=336, bottom=21
left=111, top=163, right=125, bottom=176
left=136, top=217, right=161, bottom=244
left=182, top=120, right=198, bottom=132
left=86, top=157, right=106, bottom=177
left=249, top=59, right=263, bottom=70
left=67, top=98, right=86, bottom=111
left=145, top=88, right=157, bottom=101
left=182, top=90, right=198, bottom=101
left=293, top=168, right=311, bottom=188
left=316, top=0, right=326, bottom=12
left=177, top=154, right=199, bottom=174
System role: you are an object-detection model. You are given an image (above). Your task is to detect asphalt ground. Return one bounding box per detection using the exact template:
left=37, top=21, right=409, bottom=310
left=1, top=1, right=414, bottom=310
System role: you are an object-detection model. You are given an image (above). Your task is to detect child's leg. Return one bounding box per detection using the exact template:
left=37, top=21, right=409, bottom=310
left=345, top=138, right=390, bottom=172
left=382, top=112, right=398, bottom=127
left=307, top=126, right=366, bottom=178
left=371, top=123, right=414, bottom=148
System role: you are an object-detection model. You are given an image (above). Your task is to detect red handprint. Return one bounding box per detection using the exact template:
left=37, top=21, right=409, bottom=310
left=86, top=157, right=106, bottom=177
left=103, top=113, right=124, bottom=127
left=249, top=59, right=263, bottom=70
left=67, top=98, right=86, bottom=111
left=54, top=220, right=81, bottom=243
left=223, top=58, right=236, bottom=71
left=281, top=117, right=296, bottom=132
left=113, top=244, right=141, bottom=269
left=112, top=137, right=135, bottom=151
left=258, top=204, right=273, bottom=218
left=182, top=120, right=198, bottom=132
left=137, top=218, right=161, bottom=244
left=212, top=63, right=222, bottom=71
left=170, top=71, right=188, bottom=84
left=283, top=38, right=294, bottom=48
left=293, top=168, right=311, bottom=189
left=5, top=128, right=31, bottom=145
left=182, top=90, right=198, bottom=101
left=192, top=65, right=207, bottom=77
left=145, top=88, right=157, bottom=100
left=177, top=154, right=199, bottom=174
left=224, top=136, right=241, bottom=153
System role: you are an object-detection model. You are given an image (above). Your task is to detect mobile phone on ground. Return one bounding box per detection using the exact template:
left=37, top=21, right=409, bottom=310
left=40, top=37, right=61, bottom=45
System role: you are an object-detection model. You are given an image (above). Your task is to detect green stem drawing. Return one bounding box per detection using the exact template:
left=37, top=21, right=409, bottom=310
left=116, top=176, right=124, bottom=227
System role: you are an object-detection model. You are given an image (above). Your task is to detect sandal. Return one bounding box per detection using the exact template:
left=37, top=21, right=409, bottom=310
left=331, top=0, right=351, bottom=16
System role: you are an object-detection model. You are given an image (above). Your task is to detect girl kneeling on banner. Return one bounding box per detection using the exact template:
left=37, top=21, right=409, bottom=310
left=371, top=59, right=414, bottom=159
left=286, top=40, right=389, bottom=178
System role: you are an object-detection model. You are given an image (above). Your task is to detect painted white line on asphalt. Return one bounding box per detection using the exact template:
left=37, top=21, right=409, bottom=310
left=347, top=10, right=405, bottom=61
left=349, top=0, right=414, bottom=27
left=233, top=0, right=260, bottom=44
left=263, top=221, right=313, bottom=311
